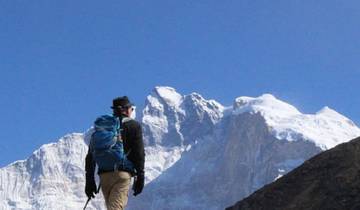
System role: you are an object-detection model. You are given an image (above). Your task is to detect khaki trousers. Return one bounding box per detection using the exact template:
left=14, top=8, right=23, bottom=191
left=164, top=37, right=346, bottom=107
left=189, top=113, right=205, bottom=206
left=99, top=171, right=132, bottom=210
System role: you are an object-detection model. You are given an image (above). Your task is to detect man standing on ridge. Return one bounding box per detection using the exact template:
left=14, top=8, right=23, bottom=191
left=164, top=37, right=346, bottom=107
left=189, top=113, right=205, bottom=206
left=85, top=96, right=145, bottom=210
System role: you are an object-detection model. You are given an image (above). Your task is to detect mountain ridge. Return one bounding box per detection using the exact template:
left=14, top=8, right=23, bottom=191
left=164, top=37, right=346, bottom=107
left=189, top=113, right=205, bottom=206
left=1, top=86, right=359, bottom=210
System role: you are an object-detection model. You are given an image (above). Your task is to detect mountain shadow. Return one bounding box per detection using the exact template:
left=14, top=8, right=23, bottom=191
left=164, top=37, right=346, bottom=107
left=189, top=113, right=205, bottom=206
left=226, top=136, right=360, bottom=210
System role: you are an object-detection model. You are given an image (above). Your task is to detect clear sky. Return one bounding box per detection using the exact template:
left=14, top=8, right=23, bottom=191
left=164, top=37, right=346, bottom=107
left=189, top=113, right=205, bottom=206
left=1, top=0, right=359, bottom=167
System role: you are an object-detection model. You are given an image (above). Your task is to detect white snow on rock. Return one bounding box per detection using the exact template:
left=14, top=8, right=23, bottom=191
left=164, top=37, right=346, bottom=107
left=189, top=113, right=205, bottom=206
left=233, top=94, right=302, bottom=117
left=154, top=86, right=183, bottom=107
left=144, top=145, right=184, bottom=183
left=0, top=133, right=104, bottom=210
left=233, top=94, right=360, bottom=150
left=142, top=86, right=224, bottom=182
left=1, top=87, right=360, bottom=210
left=182, top=92, right=225, bottom=124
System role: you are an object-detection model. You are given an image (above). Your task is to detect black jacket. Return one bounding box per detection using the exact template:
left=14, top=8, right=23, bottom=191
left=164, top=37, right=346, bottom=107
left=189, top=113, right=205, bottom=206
left=85, top=115, right=145, bottom=177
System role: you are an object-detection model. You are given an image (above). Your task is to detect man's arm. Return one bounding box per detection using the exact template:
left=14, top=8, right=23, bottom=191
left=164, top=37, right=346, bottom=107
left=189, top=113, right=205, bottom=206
left=85, top=148, right=96, bottom=178
left=130, top=122, right=145, bottom=175
left=130, top=121, right=145, bottom=196
left=85, top=148, right=97, bottom=198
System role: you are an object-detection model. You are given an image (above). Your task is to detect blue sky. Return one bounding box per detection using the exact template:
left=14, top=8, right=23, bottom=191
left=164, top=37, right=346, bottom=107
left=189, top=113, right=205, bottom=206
left=1, top=0, right=359, bottom=167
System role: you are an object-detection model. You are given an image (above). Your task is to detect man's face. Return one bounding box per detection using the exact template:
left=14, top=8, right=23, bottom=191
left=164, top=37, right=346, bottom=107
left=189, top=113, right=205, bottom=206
left=127, top=107, right=133, bottom=116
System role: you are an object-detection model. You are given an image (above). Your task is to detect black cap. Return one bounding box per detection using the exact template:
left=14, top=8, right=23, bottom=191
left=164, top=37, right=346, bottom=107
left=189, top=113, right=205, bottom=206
left=111, top=96, right=134, bottom=109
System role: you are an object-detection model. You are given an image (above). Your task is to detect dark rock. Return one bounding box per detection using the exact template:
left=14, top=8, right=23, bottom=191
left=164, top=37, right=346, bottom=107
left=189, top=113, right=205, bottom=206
left=226, top=136, right=360, bottom=210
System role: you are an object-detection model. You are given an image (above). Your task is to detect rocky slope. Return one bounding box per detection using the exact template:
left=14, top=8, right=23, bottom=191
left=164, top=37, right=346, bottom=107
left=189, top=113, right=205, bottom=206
left=226, top=136, right=360, bottom=210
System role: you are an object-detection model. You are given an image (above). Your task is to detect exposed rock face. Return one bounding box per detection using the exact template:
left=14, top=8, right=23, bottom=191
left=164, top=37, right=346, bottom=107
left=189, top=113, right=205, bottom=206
left=226, top=136, right=360, bottom=210
left=142, top=87, right=224, bottom=183
left=180, top=92, right=224, bottom=145
left=127, top=112, right=321, bottom=210
left=218, top=113, right=321, bottom=204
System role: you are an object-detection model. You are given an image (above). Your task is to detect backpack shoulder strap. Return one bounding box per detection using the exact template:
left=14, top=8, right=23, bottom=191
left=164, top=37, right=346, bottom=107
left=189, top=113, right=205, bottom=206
left=119, top=117, right=133, bottom=156
left=117, top=117, right=133, bottom=141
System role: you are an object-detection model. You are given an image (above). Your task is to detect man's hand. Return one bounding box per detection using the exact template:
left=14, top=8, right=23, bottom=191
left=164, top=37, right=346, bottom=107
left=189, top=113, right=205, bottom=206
left=133, top=173, right=144, bottom=196
left=85, top=177, right=97, bottom=199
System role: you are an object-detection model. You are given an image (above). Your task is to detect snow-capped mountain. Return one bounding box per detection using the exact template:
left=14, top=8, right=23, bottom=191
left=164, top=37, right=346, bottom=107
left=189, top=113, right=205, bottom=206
left=1, top=86, right=359, bottom=210
left=232, top=94, right=358, bottom=149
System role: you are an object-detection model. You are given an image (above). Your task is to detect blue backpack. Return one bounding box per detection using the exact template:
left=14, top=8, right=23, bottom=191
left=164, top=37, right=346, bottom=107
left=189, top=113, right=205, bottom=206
left=90, top=115, right=135, bottom=172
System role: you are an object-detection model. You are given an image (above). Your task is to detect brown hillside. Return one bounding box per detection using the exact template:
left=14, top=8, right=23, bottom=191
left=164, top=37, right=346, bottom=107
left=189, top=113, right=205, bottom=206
left=226, top=136, right=360, bottom=210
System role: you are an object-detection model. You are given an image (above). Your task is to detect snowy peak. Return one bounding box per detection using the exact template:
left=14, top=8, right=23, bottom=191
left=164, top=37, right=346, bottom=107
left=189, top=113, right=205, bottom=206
left=233, top=94, right=301, bottom=116
left=142, top=86, right=225, bottom=147
left=142, top=86, right=185, bottom=147
left=182, top=92, right=224, bottom=124
left=231, top=94, right=360, bottom=150
left=317, top=106, right=336, bottom=115
left=316, top=106, right=358, bottom=126
left=186, top=92, right=224, bottom=111
left=141, top=87, right=226, bottom=183
left=152, top=86, right=183, bottom=107
left=316, top=106, right=355, bottom=124
left=316, top=106, right=346, bottom=119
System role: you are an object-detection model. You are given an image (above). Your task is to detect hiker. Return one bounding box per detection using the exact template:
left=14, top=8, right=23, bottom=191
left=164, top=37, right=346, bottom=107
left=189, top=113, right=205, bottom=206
left=85, top=96, right=145, bottom=210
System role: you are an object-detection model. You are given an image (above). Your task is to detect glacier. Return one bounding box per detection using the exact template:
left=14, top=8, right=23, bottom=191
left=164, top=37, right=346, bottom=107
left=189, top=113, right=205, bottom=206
left=1, top=86, right=359, bottom=210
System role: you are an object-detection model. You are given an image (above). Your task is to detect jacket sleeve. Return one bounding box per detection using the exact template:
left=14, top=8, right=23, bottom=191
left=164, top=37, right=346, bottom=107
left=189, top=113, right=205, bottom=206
left=129, top=122, right=145, bottom=175
left=85, top=148, right=96, bottom=179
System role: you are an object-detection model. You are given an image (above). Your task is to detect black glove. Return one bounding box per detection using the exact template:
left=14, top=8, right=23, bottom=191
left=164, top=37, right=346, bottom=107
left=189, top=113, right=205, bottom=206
left=133, top=173, right=144, bottom=196
left=85, top=175, right=97, bottom=199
